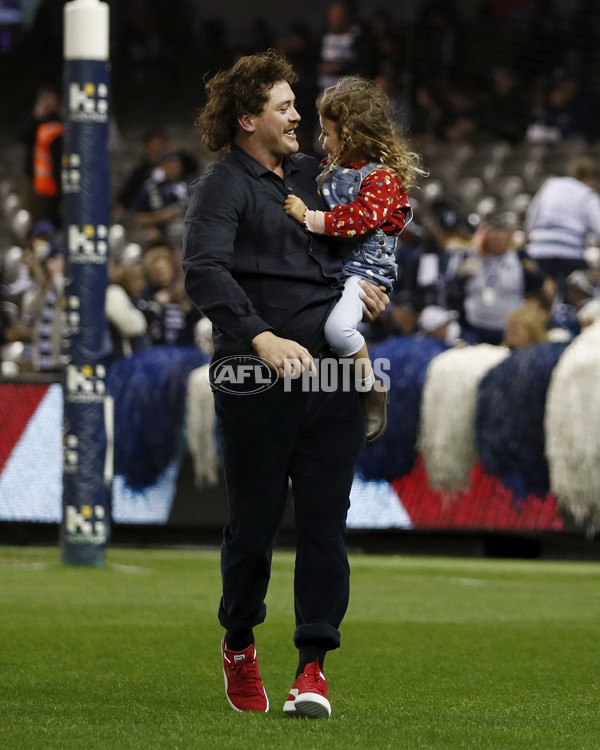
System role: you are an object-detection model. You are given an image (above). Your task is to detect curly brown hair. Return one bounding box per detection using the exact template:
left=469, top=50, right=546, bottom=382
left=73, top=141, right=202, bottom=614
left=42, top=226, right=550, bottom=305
left=317, top=76, right=424, bottom=190
left=195, top=50, right=298, bottom=152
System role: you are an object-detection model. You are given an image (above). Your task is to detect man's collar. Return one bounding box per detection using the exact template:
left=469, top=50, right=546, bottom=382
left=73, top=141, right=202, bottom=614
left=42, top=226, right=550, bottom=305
left=230, top=144, right=300, bottom=178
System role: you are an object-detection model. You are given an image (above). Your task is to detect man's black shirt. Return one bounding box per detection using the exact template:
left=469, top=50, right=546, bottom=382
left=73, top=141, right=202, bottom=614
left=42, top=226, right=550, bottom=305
left=182, top=147, right=344, bottom=358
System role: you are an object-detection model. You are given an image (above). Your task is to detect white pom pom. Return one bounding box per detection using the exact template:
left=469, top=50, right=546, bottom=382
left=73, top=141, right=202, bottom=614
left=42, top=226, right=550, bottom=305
left=546, top=322, right=600, bottom=532
left=185, top=364, right=219, bottom=489
left=418, top=344, right=509, bottom=491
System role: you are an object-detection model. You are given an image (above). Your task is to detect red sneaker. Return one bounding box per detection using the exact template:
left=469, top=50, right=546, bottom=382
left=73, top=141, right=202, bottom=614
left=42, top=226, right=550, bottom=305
left=283, top=662, right=331, bottom=718
left=221, top=638, right=269, bottom=712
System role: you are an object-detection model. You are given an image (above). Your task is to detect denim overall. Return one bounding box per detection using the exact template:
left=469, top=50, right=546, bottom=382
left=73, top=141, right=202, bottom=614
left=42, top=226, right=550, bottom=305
left=319, top=162, right=410, bottom=291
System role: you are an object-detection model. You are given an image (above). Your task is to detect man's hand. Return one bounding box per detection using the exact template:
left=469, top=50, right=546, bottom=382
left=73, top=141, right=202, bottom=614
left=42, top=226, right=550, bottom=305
left=252, top=330, right=316, bottom=378
left=359, top=280, right=389, bottom=322
left=284, top=194, right=307, bottom=225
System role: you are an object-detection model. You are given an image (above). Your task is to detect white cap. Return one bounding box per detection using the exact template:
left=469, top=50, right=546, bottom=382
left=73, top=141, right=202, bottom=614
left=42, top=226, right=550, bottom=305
left=418, top=305, right=459, bottom=333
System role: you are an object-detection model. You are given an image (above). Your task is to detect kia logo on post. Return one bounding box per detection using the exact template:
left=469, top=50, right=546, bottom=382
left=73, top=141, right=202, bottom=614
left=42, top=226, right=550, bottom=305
left=210, top=355, right=279, bottom=395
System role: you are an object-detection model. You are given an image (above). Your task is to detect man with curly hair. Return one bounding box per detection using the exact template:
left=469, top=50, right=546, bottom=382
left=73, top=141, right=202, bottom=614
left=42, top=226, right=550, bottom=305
left=182, top=50, right=388, bottom=719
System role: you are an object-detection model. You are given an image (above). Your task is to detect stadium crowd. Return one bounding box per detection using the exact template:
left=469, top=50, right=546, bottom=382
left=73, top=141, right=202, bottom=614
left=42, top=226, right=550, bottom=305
left=2, top=0, right=600, bottom=375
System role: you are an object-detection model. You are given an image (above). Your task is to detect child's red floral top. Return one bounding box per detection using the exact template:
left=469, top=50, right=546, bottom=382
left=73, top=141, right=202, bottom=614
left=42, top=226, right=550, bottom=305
left=304, top=159, right=411, bottom=237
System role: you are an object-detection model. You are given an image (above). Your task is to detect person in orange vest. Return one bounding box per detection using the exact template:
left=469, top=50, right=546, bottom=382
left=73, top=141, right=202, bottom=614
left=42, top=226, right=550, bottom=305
left=32, top=93, right=64, bottom=228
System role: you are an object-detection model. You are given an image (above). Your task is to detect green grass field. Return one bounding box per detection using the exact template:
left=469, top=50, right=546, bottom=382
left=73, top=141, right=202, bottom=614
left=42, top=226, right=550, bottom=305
left=1, top=545, right=599, bottom=750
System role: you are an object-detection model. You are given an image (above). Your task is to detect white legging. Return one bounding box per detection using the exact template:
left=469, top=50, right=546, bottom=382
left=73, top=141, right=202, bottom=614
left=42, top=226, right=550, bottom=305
left=324, top=275, right=366, bottom=357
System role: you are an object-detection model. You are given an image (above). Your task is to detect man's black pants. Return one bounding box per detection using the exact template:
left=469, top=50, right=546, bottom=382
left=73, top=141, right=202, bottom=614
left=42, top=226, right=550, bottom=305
left=214, top=369, right=365, bottom=651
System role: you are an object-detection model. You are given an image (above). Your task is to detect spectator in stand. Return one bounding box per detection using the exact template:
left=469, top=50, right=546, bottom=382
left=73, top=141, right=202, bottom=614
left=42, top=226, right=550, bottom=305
left=2, top=223, right=54, bottom=333
left=133, top=150, right=191, bottom=249
left=18, top=86, right=60, bottom=213
left=25, top=87, right=64, bottom=228
left=115, top=127, right=199, bottom=217
left=116, top=128, right=169, bottom=213
left=1, top=222, right=61, bottom=372
left=19, top=241, right=67, bottom=372
left=446, top=216, right=544, bottom=345
left=141, top=245, right=201, bottom=347
left=523, top=278, right=591, bottom=343
left=548, top=269, right=597, bottom=339
left=523, top=283, right=554, bottom=329
left=502, top=305, right=548, bottom=350
left=417, top=304, right=461, bottom=345
left=105, top=263, right=150, bottom=363
left=530, top=73, right=600, bottom=143
left=387, top=298, right=419, bottom=338
left=396, top=200, right=475, bottom=314
left=525, top=156, right=600, bottom=299
left=364, top=294, right=418, bottom=344
left=317, top=0, right=377, bottom=93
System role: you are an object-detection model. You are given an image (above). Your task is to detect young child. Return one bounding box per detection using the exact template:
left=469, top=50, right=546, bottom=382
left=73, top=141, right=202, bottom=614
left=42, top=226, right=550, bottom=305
left=284, top=75, right=423, bottom=441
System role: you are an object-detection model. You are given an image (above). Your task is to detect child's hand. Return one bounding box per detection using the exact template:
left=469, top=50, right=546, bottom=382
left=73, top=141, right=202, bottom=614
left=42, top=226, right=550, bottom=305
left=284, top=194, right=307, bottom=224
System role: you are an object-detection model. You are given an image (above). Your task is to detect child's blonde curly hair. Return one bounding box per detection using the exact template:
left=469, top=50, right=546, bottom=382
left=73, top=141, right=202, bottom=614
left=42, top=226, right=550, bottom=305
left=317, top=76, right=424, bottom=190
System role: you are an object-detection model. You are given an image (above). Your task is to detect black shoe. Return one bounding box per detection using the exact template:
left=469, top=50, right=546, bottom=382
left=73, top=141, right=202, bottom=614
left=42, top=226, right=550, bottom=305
left=362, top=383, right=390, bottom=443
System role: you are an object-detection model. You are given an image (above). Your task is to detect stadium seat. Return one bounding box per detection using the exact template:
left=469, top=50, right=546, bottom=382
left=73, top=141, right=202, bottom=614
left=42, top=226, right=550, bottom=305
left=456, top=176, right=484, bottom=208
left=475, top=195, right=498, bottom=219
left=2, top=192, right=21, bottom=220
left=508, top=191, right=533, bottom=217
left=422, top=178, right=445, bottom=204
left=495, top=174, right=525, bottom=202
left=10, top=209, right=31, bottom=242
